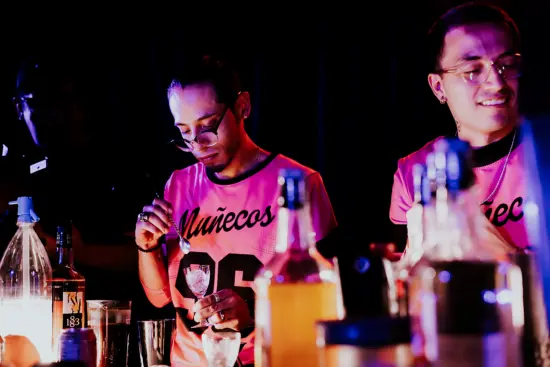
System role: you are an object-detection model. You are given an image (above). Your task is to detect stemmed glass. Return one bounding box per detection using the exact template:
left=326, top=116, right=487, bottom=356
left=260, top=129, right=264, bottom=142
left=183, top=264, right=211, bottom=328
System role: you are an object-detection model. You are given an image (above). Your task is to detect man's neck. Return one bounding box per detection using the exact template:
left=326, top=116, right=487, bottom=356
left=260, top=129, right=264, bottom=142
left=458, top=122, right=517, bottom=148
left=214, top=137, right=267, bottom=180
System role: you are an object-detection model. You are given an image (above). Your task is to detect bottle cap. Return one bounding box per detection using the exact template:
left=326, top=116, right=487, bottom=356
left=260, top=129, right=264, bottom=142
left=433, top=137, right=475, bottom=191
left=8, top=196, right=40, bottom=223
left=277, top=168, right=306, bottom=209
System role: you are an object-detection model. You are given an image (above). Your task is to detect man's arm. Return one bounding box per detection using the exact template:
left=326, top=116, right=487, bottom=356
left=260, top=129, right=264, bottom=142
left=135, top=197, right=175, bottom=308
left=138, top=245, right=172, bottom=307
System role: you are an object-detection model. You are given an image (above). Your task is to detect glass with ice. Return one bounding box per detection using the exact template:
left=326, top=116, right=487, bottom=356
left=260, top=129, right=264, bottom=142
left=202, top=331, right=241, bottom=367
left=183, top=264, right=211, bottom=328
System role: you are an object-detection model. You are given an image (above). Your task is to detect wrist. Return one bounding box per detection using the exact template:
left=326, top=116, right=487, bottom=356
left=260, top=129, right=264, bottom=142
left=136, top=241, right=163, bottom=253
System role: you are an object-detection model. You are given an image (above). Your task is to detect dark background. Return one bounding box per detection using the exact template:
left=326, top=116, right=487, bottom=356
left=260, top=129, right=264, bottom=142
left=0, top=1, right=549, bottom=363
left=1, top=1, right=549, bottom=246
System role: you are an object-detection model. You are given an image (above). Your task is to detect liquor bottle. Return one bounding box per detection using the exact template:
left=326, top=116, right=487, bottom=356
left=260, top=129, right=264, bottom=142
left=51, top=221, right=86, bottom=354
left=410, top=138, right=524, bottom=366
left=0, top=196, right=54, bottom=363
left=254, top=168, right=344, bottom=367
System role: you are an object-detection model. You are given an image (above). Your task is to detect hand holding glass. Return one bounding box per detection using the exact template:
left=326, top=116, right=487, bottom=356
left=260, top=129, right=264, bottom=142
left=183, top=264, right=211, bottom=328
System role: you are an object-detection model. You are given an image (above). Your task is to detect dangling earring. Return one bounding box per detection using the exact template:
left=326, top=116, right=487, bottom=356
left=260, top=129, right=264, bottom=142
left=455, top=121, right=461, bottom=136
left=440, top=97, right=446, bottom=104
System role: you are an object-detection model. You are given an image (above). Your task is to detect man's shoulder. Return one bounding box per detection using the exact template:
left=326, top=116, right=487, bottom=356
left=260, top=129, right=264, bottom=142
left=165, top=162, right=203, bottom=184
left=396, top=136, right=445, bottom=173
left=270, top=153, right=320, bottom=178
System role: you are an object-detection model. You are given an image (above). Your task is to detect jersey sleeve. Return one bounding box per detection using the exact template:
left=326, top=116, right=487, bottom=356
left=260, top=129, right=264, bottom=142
left=389, top=158, right=413, bottom=225
left=306, top=172, right=338, bottom=241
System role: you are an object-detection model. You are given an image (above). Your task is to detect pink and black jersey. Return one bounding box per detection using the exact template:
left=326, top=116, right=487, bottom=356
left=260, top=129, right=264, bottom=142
left=390, top=128, right=528, bottom=250
left=141, top=152, right=337, bottom=366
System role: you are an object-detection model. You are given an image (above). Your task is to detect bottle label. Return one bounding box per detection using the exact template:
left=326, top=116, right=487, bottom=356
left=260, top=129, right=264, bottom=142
left=53, top=282, right=85, bottom=329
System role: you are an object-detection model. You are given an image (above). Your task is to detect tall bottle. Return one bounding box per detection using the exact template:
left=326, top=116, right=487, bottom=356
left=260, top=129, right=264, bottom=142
left=51, top=222, right=86, bottom=353
left=0, top=196, right=54, bottom=363
left=254, top=169, right=344, bottom=367
left=403, top=159, right=435, bottom=364
left=410, top=138, right=524, bottom=366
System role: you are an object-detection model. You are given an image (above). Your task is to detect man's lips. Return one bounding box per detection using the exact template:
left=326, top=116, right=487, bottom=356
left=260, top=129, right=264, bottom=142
left=478, top=96, right=509, bottom=107
left=198, top=153, right=217, bottom=162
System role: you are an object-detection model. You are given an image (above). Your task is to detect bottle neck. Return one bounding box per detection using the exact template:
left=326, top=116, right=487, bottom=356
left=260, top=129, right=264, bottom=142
left=56, top=226, right=74, bottom=267
left=275, top=205, right=314, bottom=253
left=57, top=245, right=74, bottom=267
left=427, top=181, right=480, bottom=260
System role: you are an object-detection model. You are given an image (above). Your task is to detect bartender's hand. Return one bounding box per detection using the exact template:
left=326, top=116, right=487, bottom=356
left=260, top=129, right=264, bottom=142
left=135, top=198, right=172, bottom=250
left=193, top=289, right=253, bottom=331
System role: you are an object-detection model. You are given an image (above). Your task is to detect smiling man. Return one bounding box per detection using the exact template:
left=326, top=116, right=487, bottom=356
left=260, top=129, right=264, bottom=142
left=390, top=3, right=529, bottom=253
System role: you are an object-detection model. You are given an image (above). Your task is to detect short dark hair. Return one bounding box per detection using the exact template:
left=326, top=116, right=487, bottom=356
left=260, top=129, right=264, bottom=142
left=15, top=48, right=81, bottom=99
left=167, top=54, right=242, bottom=105
left=426, top=2, right=521, bottom=73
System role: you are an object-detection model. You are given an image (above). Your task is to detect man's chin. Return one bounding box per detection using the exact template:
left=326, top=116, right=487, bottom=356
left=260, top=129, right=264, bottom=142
left=476, top=113, right=516, bottom=132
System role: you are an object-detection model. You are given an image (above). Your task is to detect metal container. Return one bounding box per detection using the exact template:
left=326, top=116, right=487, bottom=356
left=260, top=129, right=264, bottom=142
left=57, top=328, right=97, bottom=367
left=137, top=319, right=176, bottom=367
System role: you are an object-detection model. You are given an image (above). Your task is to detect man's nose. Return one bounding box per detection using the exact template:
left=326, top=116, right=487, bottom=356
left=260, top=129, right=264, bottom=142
left=483, top=65, right=507, bottom=90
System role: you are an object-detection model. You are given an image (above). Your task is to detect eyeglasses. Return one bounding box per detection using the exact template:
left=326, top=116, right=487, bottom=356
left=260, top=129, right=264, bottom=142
left=436, top=53, right=522, bottom=86
left=169, top=105, right=229, bottom=152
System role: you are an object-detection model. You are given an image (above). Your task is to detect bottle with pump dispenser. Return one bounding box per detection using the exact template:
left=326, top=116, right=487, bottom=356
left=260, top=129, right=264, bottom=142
left=0, top=196, right=54, bottom=363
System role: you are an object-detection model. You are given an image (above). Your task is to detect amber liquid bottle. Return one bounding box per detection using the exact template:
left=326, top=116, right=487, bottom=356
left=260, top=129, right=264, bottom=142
left=51, top=222, right=86, bottom=353
left=254, top=169, right=344, bottom=367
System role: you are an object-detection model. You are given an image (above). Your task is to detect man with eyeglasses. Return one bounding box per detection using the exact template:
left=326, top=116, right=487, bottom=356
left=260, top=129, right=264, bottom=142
left=135, top=54, right=338, bottom=366
left=389, top=3, right=529, bottom=258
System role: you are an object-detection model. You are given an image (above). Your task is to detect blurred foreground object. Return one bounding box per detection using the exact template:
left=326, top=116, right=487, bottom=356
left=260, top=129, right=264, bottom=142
left=517, top=117, right=550, bottom=365
left=0, top=197, right=53, bottom=363
left=3, top=335, right=40, bottom=367
left=407, top=137, right=524, bottom=365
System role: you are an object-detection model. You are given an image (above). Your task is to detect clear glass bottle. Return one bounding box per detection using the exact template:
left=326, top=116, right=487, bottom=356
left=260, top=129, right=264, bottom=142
left=410, top=138, right=524, bottom=366
left=405, top=158, right=436, bottom=365
left=51, top=221, right=86, bottom=354
left=0, top=196, right=54, bottom=363
left=254, top=168, right=344, bottom=367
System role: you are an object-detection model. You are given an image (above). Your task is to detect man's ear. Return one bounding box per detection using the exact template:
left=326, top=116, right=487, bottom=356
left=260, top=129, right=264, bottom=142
left=428, top=73, right=446, bottom=103
left=235, top=91, right=251, bottom=120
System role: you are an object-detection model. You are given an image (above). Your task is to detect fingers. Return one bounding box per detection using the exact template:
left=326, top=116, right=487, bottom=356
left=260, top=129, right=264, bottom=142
left=153, top=197, right=173, bottom=215
left=208, top=308, right=235, bottom=326
left=193, top=289, right=233, bottom=314
left=194, top=295, right=236, bottom=322
left=135, top=220, right=163, bottom=248
left=135, top=198, right=174, bottom=249
left=141, top=206, right=171, bottom=233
